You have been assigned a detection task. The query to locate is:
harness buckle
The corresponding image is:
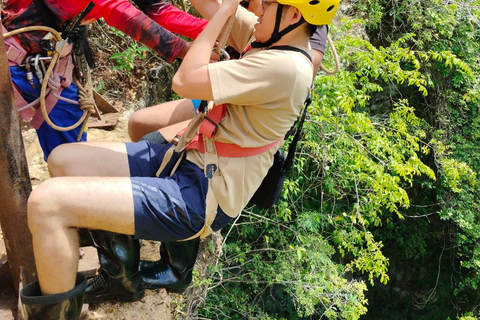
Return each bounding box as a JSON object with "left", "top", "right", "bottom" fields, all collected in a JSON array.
[{"left": 203, "top": 116, "right": 219, "bottom": 136}]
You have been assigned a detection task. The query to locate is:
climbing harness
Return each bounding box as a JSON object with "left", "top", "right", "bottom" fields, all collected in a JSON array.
[{"left": 2, "top": 2, "right": 98, "bottom": 140}]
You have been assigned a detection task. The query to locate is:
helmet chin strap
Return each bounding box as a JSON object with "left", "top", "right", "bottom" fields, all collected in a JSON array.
[{"left": 251, "top": 4, "right": 306, "bottom": 48}]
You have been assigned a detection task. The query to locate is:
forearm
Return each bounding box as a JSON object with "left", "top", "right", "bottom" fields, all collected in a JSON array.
[
  {"left": 98, "top": 0, "right": 186, "bottom": 62},
  {"left": 190, "top": 0, "right": 222, "bottom": 20},
  {"left": 172, "top": 3, "right": 237, "bottom": 98},
  {"left": 138, "top": 2, "right": 208, "bottom": 39}
]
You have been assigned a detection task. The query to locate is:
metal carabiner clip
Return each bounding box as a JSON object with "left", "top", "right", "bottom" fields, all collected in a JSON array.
[
  {"left": 33, "top": 54, "right": 44, "bottom": 84},
  {"left": 25, "top": 56, "right": 36, "bottom": 88},
  {"left": 218, "top": 48, "right": 230, "bottom": 62}
]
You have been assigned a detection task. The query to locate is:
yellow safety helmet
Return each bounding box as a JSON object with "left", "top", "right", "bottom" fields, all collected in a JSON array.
[{"left": 277, "top": 0, "right": 340, "bottom": 25}]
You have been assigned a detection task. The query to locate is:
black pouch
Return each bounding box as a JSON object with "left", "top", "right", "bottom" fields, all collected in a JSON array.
[
  {"left": 247, "top": 88, "right": 311, "bottom": 209},
  {"left": 248, "top": 150, "right": 287, "bottom": 209}
]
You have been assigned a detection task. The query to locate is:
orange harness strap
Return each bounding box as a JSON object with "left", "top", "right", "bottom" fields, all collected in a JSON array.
[
  {"left": 183, "top": 103, "right": 281, "bottom": 157},
  {"left": 185, "top": 133, "right": 281, "bottom": 157}
]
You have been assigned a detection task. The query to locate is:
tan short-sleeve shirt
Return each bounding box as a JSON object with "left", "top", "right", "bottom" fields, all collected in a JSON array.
[{"left": 183, "top": 8, "right": 314, "bottom": 217}]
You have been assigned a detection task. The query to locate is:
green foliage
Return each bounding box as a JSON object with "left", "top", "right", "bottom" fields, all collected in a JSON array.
[
  {"left": 109, "top": 40, "right": 149, "bottom": 73},
  {"left": 199, "top": 211, "right": 368, "bottom": 319},
  {"left": 199, "top": 0, "right": 480, "bottom": 319}
]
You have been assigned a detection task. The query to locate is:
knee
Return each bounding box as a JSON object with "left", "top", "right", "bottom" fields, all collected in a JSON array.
[
  {"left": 27, "top": 181, "right": 61, "bottom": 233},
  {"left": 128, "top": 112, "right": 143, "bottom": 142},
  {"left": 47, "top": 145, "right": 72, "bottom": 177}
]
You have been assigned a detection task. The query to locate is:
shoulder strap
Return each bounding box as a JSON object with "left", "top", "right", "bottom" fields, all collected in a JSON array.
[
  {"left": 267, "top": 45, "right": 313, "bottom": 172},
  {"left": 62, "top": 2, "right": 95, "bottom": 33},
  {"left": 282, "top": 89, "right": 312, "bottom": 173},
  {"left": 267, "top": 45, "right": 312, "bottom": 62}
]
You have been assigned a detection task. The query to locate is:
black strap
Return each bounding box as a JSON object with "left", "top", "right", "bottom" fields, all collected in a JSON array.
[
  {"left": 267, "top": 45, "right": 312, "bottom": 62},
  {"left": 282, "top": 90, "right": 311, "bottom": 173},
  {"left": 251, "top": 4, "right": 306, "bottom": 48},
  {"left": 62, "top": 2, "right": 95, "bottom": 34},
  {"left": 265, "top": 45, "right": 313, "bottom": 172}
]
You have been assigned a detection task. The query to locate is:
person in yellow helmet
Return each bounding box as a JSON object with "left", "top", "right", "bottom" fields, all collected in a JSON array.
[
  {"left": 20, "top": 0, "right": 339, "bottom": 318},
  {"left": 132, "top": 0, "right": 333, "bottom": 294}
]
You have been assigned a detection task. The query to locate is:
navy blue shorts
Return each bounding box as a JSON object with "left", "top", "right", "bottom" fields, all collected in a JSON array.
[{"left": 127, "top": 141, "right": 234, "bottom": 242}]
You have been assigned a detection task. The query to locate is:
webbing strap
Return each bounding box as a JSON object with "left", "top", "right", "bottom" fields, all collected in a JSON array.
[
  {"left": 178, "top": 131, "right": 221, "bottom": 241},
  {"left": 198, "top": 103, "right": 226, "bottom": 138},
  {"left": 12, "top": 84, "right": 35, "bottom": 121},
  {"left": 179, "top": 102, "right": 281, "bottom": 157},
  {"left": 2, "top": 23, "right": 27, "bottom": 66},
  {"left": 185, "top": 134, "right": 281, "bottom": 157}
]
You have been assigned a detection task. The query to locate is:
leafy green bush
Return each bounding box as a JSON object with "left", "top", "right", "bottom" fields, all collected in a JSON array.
[{"left": 197, "top": 1, "right": 480, "bottom": 319}]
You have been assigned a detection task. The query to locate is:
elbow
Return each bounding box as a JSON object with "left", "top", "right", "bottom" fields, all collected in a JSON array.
[{"left": 171, "top": 74, "right": 186, "bottom": 97}]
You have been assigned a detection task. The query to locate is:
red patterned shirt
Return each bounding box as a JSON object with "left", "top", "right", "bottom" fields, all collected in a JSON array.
[{"left": 1, "top": 0, "right": 207, "bottom": 62}]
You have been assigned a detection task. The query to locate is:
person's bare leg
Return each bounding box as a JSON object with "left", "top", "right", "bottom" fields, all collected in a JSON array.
[
  {"left": 28, "top": 175, "right": 135, "bottom": 295},
  {"left": 128, "top": 99, "right": 196, "bottom": 142},
  {"left": 158, "top": 119, "right": 192, "bottom": 141},
  {"left": 48, "top": 141, "right": 130, "bottom": 177}
]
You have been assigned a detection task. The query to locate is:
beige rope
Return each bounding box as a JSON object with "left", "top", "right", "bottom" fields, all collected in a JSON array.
[
  {"left": 74, "top": 64, "right": 96, "bottom": 140},
  {"left": 3, "top": 26, "right": 62, "bottom": 41},
  {"left": 319, "top": 34, "right": 340, "bottom": 75},
  {"left": 215, "top": 7, "right": 237, "bottom": 58},
  {"left": 3, "top": 26, "right": 92, "bottom": 136}
]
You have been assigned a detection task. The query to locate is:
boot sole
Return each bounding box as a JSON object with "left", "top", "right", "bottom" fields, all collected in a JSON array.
[{"left": 85, "top": 289, "right": 145, "bottom": 304}]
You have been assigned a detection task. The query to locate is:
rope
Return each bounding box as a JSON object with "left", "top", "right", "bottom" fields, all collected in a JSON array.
[
  {"left": 319, "top": 34, "right": 340, "bottom": 75},
  {"left": 3, "top": 26, "right": 92, "bottom": 137},
  {"left": 74, "top": 64, "right": 96, "bottom": 140},
  {"left": 215, "top": 7, "right": 237, "bottom": 58},
  {"left": 3, "top": 26, "right": 61, "bottom": 41}
]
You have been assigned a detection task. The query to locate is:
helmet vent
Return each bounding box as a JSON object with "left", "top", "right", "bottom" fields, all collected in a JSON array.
[
  {"left": 309, "top": 0, "right": 320, "bottom": 5},
  {"left": 327, "top": 4, "right": 335, "bottom": 11}
]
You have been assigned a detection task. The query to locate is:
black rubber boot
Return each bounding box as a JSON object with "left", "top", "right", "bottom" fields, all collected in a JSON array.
[
  {"left": 20, "top": 273, "right": 86, "bottom": 320},
  {"left": 139, "top": 238, "right": 200, "bottom": 293},
  {"left": 85, "top": 232, "right": 145, "bottom": 303}
]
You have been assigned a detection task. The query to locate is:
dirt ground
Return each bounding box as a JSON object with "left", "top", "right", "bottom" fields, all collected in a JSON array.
[{"left": 0, "top": 102, "right": 222, "bottom": 320}]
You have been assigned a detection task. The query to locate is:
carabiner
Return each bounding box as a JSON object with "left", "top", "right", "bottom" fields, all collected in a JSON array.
[
  {"left": 34, "top": 54, "right": 44, "bottom": 84},
  {"left": 25, "top": 56, "right": 36, "bottom": 87},
  {"left": 218, "top": 48, "right": 230, "bottom": 62}
]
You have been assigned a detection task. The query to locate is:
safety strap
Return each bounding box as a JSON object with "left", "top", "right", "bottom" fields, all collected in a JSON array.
[
  {"left": 251, "top": 4, "right": 305, "bottom": 48},
  {"left": 268, "top": 45, "right": 312, "bottom": 62},
  {"left": 185, "top": 134, "right": 281, "bottom": 157},
  {"left": 181, "top": 103, "right": 282, "bottom": 157},
  {"left": 182, "top": 135, "right": 220, "bottom": 240},
  {"left": 30, "top": 55, "right": 76, "bottom": 129},
  {"left": 199, "top": 103, "right": 226, "bottom": 138},
  {"left": 1, "top": 23, "right": 27, "bottom": 66}
]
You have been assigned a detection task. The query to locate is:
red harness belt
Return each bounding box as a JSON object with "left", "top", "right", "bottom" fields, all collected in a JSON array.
[{"left": 184, "top": 103, "right": 281, "bottom": 157}]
